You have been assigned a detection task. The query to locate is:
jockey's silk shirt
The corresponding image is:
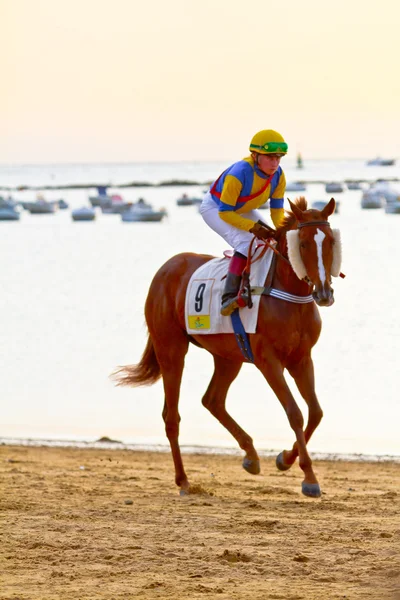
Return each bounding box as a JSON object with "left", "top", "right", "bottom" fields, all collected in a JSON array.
[{"left": 210, "top": 156, "right": 285, "bottom": 231}]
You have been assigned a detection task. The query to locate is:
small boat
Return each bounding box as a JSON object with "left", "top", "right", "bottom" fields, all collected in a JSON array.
[
  {"left": 311, "top": 200, "right": 340, "bottom": 214},
  {"left": 121, "top": 203, "right": 167, "bottom": 222},
  {"left": 58, "top": 199, "right": 69, "bottom": 210},
  {"left": 0, "top": 198, "right": 20, "bottom": 221},
  {"left": 361, "top": 190, "right": 384, "bottom": 209},
  {"left": 325, "top": 183, "right": 344, "bottom": 193},
  {"left": 27, "top": 199, "right": 57, "bottom": 214},
  {"left": 286, "top": 182, "right": 307, "bottom": 192},
  {"left": 366, "top": 157, "right": 396, "bottom": 166},
  {"left": 346, "top": 182, "right": 363, "bottom": 190},
  {"left": 176, "top": 193, "right": 202, "bottom": 206},
  {"left": 372, "top": 182, "right": 399, "bottom": 203},
  {"left": 385, "top": 202, "right": 400, "bottom": 214},
  {"left": 0, "top": 207, "right": 20, "bottom": 220},
  {"left": 89, "top": 186, "right": 114, "bottom": 207},
  {"left": 101, "top": 194, "right": 133, "bottom": 214},
  {"left": 72, "top": 207, "right": 96, "bottom": 221}
]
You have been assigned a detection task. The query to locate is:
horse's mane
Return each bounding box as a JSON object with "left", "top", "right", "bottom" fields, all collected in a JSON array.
[{"left": 277, "top": 197, "right": 308, "bottom": 233}]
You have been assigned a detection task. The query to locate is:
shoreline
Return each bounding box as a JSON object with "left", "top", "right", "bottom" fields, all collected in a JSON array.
[
  {"left": 1, "top": 436, "right": 399, "bottom": 463},
  {"left": 1, "top": 176, "right": 400, "bottom": 192}
]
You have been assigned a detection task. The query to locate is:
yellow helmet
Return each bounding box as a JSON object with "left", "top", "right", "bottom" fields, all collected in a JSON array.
[{"left": 249, "top": 130, "right": 288, "bottom": 155}]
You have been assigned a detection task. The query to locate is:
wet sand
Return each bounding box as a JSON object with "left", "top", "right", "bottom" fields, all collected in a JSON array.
[{"left": 1, "top": 445, "right": 399, "bottom": 600}]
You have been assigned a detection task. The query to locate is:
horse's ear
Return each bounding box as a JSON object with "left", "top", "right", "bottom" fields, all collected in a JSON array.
[
  {"left": 321, "top": 197, "right": 336, "bottom": 219},
  {"left": 288, "top": 199, "right": 304, "bottom": 222}
]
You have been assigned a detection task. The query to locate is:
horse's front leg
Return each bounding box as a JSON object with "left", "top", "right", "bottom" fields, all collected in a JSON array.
[
  {"left": 277, "top": 357, "right": 323, "bottom": 473},
  {"left": 255, "top": 352, "right": 321, "bottom": 498}
]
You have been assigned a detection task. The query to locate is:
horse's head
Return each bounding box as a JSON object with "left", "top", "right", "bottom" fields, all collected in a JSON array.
[{"left": 282, "top": 197, "right": 342, "bottom": 307}]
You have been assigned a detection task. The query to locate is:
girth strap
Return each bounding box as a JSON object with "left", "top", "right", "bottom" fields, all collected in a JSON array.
[{"left": 251, "top": 286, "right": 314, "bottom": 304}]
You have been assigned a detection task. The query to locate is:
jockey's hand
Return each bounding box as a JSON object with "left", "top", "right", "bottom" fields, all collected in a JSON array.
[{"left": 249, "top": 221, "right": 276, "bottom": 240}]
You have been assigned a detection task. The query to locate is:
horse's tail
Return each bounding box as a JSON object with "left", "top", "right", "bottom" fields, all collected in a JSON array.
[{"left": 111, "top": 332, "right": 161, "bottom": 387}]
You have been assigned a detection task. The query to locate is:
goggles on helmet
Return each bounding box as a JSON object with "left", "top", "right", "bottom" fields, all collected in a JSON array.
[{"left": 249, "top": 141, "right": 288, "bottom": 154}]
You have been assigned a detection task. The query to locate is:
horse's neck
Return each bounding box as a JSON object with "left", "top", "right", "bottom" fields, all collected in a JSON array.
[{"left": 273, "top": 234, "right": 311, "bottom": 295}]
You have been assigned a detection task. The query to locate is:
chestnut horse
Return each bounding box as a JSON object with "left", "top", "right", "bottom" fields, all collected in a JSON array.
[{"left": 114, "top": 198, "right": 341, "bottom": 498}]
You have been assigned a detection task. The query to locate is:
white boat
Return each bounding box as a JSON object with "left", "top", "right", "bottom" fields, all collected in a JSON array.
[
  {"left": 58, "top": 199, "right": 69, "bottom": 210},
  {"left": 286, "top": 182, "right": 307, "bottom": 192},
  {"left": 325, "top": 182, "right": 344, "bottom": 193},
  {"left": 176, "top": 193, "right": 202, "bottom": 206},
  {"left": 385, "top": 202, "right": 400, "bottom": 214},
  {"left": 89, "top": 186, "right": 114, "bottom": 207},
  {"left": 0, "top": 198, "right": 20, "bottom": 221},
  {"left": 346, "top": 182, "right": 363, "bottom": 190},
  {"left": 366, "top": 157, "right": 396, "bottom": 166},
  {"left": 372, "top": 182, "right": 399, "bottom": 203},
  {"left": 121, "top": 203, "right": 167, "bottom": 222},
  {"left": 72, "top": 207, "right": 96, "bottom": 221},
  {"left": 101, "top": 194, "right": 133, "bottom": 214},
  {"left": 361, "top": 190, "right": 384, "bottom": 209},
  {"left": 27, "top": 200, "right": 57, "bottom": 214}
]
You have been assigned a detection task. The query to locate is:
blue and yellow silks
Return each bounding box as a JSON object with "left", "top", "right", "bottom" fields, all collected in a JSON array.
[{"left": 210, "top": 156, "right": 286, "bottom": 231}]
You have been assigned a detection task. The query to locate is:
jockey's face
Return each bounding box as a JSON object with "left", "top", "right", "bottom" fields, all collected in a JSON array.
[{"left": 256, "top": 153, "right": 284, "bottom": 175}]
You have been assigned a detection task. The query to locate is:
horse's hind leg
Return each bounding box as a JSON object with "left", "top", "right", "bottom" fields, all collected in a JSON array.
[
  {"left": 155, "top": 331, "right": 190, "bottom": 493},
  {"left": 202, "top": 355, "right": 261, "bottom": 475},
  {"left": 277, "top": 357, "right": 323, "bottom": 472}
]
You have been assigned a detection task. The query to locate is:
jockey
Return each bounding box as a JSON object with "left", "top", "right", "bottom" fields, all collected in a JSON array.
[{"left": 199, "top": 129, "right": 288, "bottom": 316}]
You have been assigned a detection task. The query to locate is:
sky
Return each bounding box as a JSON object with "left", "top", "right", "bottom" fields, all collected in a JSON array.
[{"left": 1, "top": 0, "right": 400, "bottom": 163}]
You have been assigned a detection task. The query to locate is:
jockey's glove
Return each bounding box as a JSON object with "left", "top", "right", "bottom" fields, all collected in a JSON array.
[{"left": 249, "top": 221, "right": 276, "bottom": 240}]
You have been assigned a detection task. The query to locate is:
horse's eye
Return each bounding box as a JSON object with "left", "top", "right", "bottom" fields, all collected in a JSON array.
[{"left": 300, "top": 242, "right": 307, "bottom": 249}]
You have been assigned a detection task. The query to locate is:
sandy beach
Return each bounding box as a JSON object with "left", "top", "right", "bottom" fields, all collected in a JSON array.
[{"left": 1, "top": 445, "right": 399, "bottom": 600}]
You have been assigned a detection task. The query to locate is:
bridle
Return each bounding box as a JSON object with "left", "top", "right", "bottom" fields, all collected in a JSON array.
[{"left": 251, "top": 220, "right": 332, "bottom": 282}]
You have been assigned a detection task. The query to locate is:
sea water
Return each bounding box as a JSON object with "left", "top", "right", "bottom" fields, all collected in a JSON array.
[{"left": 1, "top": 159, "right": 399, "bottom": 458}]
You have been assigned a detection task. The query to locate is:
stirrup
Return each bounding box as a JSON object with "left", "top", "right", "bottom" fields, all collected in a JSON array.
[{"left": 220, "top": 292, "right": 248, "bottom": 317}]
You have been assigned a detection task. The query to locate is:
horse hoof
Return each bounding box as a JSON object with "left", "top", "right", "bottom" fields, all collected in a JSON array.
[
  {"left": 242, "top": 457, "right": 260, "bottom": 475},
  {"left": 179, "top": 489, "right": 188, "bottom": 497},
  {"left": 302, "top": 482, "right": 321, "bottom": 498},
  {"left": 276, "top": 452, "right": 292, "bottom": 472}
]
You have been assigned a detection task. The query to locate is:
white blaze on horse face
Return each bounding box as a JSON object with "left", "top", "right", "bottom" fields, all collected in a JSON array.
[{"left": 314, "top": 229, "right": 326, "bottom": 283}]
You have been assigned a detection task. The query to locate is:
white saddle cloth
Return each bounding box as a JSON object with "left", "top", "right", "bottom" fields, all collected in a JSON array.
[{"left": 185, "top": 246, "right": 274, "bottom": 335}]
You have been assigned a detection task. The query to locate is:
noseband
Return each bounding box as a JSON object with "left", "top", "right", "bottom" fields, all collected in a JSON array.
[{"left": 297, "top": 221, "right": 330, "bottom": 229}]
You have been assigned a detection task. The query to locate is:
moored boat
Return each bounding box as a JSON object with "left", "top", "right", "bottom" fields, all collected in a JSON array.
[
  {"left": 0, "top": 198, "right": 20, "bottom": 221},
  {"left": 89, "top": 186, "right": 114, "bottom": 207},
  {"left": 361, "top": 190, "right": 383, "bottom": 209},
  {"left": 121, "top": 203, "right": 167, "bottom": 222},
  {"left": 325, "top": 182, "right": 344, "bottom": 193},
  {"left": 366, "top": 157, "right": 396, "bottom": 166},
  {"left": 346, "top": 181, "right": 363, "bottom": 190},
  {"left": 72, "top": 207, "right": 96, "bottom": 221},
  {"left": 176, "top": 193, "right": 202, "bottom": 206},
  {"left": 27, "top": 200, "right": 57, "bottom": 214},
  {"left": 286, "top": 181, "right": 307, "bottom": 192},
  {"left": 385, "top": 202, "right": 400, "bottom": 214}
]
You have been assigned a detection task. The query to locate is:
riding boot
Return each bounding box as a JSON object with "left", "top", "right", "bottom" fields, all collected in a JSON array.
[{"left": 220, "top": 252, "right": 248, "bottom": 316}]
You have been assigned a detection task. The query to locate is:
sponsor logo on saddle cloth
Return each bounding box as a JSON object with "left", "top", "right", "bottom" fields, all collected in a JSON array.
[{"left": 185, "top": 245, "right": 274, "bottom": 335}]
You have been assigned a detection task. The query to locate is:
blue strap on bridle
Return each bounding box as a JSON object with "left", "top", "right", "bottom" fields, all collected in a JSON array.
[{"left": 230, "top": 309, "right": 254, "bottom": 363}]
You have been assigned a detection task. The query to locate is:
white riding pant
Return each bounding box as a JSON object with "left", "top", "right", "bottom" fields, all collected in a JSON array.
[{"left": 199, "top": 192, "right": 264, "bottom": 257}]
